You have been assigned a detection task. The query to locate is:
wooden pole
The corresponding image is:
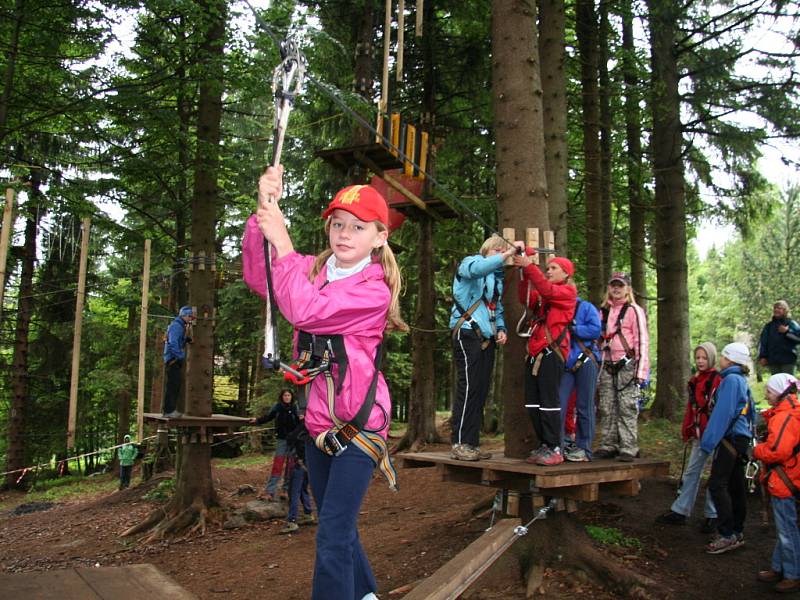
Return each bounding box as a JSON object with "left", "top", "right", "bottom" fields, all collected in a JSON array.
[
  {"left": 67, "top": 217, "right": 91, "bottom": 450},
  {"left": 415, "top": 0, "right": 424, "bottom": 37},
  {"left": 137, "top": 239, "right": 152, "bottom": 441},
  {"left": 378, "top": 0, "right": 392, "bottom": 131},
  {"left": 397, "top": 0, "right": 405, "bottom": 82},
  {"left": 0, "top": 187, "right": 16, "bottom": 319}
]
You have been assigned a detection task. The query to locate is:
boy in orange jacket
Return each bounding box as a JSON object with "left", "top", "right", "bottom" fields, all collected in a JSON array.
[{"left": 754, "top": 373, "right": 800, "bottom": 593}]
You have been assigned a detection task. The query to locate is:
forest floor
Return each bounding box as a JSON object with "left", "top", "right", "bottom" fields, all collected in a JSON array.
[{"left": 0, "top": 426, "right": 781, "bottom": 600}]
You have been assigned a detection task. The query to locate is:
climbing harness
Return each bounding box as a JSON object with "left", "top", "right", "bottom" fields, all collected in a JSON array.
[
  {"left": 261, "top": 34, "right": 306, "bottom": 372},
  {"left": 600, "top": 304, "right": 640, "bottom": 392}
]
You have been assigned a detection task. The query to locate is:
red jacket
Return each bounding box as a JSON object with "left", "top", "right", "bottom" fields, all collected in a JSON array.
[
  {"left": 517, "top": 263, "right": 576, "bottom": 359},
  {"left": 681, "top": 369, "right": 722, "bottom": 442},
  {"left": 754, "top": 393, "right": 800, "bottom": 499}
]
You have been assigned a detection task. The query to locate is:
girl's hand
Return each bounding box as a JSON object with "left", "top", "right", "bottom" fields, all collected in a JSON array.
[
  {"left": 256, "top": 201, "right": 294, "bottom": 258},
  {"left": 258, "top": 165, "right": 284, "bottom": 207},
  {"left": 496, "top": 330, "right": 508, "bottom": 345},
  {"left": 501, "top": 244, "right": 518, "bottom": 260},
  {"left": 512, "top": 252, "right": 532, "bottom": 268}
]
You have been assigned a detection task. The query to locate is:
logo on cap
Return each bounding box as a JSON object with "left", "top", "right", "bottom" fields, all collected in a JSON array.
[{"left": 338, "top": 186, "right": 365, "bottom": 206}]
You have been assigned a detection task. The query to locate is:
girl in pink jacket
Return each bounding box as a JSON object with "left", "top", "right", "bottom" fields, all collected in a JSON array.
[{"left": 243, "top": 166, "right": 406, "bottom": 600}]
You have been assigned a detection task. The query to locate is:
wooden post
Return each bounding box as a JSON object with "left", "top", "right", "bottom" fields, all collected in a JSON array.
[
  {"left": 526, "top": 228, "right": 539, "bottom": 265},
  {"left": 0, "top": 187, "right": 16, "bottom": 319},
  {"left": 377, "top": 0, "right": 392, "bottom": 142},
  {"left": 67, "top": 217, "right": 91, "bottom": 450},
  {"left": 502, "top": 228, "right": 515, "bottom": 265},
  {"left": 415, "top": 0, "right": 423, "bottom": 36},
  {"left": 136, "top": 239, "right": 152, "bottom": 441},
  {"left": 543, "top": 230, "right": 555, "bottom": 253},
  {"left": 396, "top": 0, "right": 405, "bottom": 82}
]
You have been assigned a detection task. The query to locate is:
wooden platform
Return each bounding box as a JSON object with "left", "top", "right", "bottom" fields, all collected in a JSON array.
[
  {"left": 397, "top": 451, "right": 669, "bottom": 503},
  {"left": 0, "top": 563, "right": 196, "bottom": 599},
  {"left": 143, "top": 413, "right": 250, "bottom": 428},
  {"left": 317, "top": 142, "right": 404, "bottom": 173}
]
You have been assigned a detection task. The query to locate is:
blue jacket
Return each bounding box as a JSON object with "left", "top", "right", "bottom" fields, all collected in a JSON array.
[
  {"left": 449, "top": 254, "right": 506, "bottom": 339},
  {"left": 759, "top": 318, "right": 800, "bottom": 365},
  {"left": 163, "top": 316, "right": 188, "bottom": 363},
  {"left": 564, "top": 297, "right": 601, "bottom": 370},
  {"left": 700, "top": 365, "right": 754, "bottom": 454}
]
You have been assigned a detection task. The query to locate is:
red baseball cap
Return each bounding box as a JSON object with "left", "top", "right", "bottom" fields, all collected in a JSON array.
[{"left": 322, "top": 185, "right": 390, "bottom": 228}]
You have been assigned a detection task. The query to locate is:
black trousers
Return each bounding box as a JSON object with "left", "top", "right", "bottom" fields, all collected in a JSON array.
[
  {"left": 708, "top": 435, "right": 750, "bottom": 537},
  {"left": 163, "top": 360, "right": 184, "bottom": 414},
  {"left": 451, "top": 329, "right": 496, "bottom": 447},
  {"left": 524, "top": 351, "right": 564, "bottom": 449},
  {"left": 119, "top": 465, "right": 132, "bottom": 489}
]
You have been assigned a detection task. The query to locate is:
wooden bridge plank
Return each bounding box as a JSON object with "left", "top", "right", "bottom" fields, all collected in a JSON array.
[
  {"left": 77, "top": 564, "right": 197, "bottom": 599},
  {"left": 402, "top": 519, "right": 520, "bottom": 600}
]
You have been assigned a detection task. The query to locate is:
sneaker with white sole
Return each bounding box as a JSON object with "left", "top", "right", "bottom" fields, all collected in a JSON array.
[
  {"left": 451, "top": 444, "right": 480, "bottom": 461},
  {"left": 705, "top": 534, "right": 740, "bottom": 554},
  {"left": 279, "top": 521, "right": 299, "bottom": 534},
  {"left": 536, "top": 446, "right": 564, "bottom": 466},
  {"left": 297, "top": 513, "right": 316, "bottom": 526},
  {"left": 564, "top": 446, "right": 590, "bottom": 462},
  {"left": 525, "top": 444, "right": 548, "bottom": 464}
]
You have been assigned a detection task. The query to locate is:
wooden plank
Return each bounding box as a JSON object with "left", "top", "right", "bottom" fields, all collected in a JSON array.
[
  {"left": 601, "top": 479, "right": 642, "bottom": 497},
  {"left": 143, "top": 413, "right": 250, "bottom": 428},
  {"left": 440, "top": 463, "right": 483, "bottom": 485},
  {"left": 550, "top": 482, "right": 599, "bottom": 502},
  {"left": 77, "top": 564, "right": 198, "bottom": 599},
  {"left": 403, "top": 519, "right": 519, "bottom": 600},
  {"left": 0, "top": 569, "right": 102, "bottom": 599}
]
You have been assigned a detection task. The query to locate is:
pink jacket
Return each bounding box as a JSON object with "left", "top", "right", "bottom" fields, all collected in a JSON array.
[
  {"left": 600, "top": 299, "right": 650, "bottom": 381},
  {"left": 242, "top": 215, "right": 392, "bottom": 439}
]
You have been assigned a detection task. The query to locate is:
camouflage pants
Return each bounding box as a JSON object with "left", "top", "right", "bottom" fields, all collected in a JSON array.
[{"left": 597, "top": 361, "right": 639, "bottom": 457}]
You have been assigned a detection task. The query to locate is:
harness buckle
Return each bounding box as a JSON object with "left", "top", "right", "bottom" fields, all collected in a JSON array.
[{"left": 323, "top": 431, "right": 348, "bottom": 456}]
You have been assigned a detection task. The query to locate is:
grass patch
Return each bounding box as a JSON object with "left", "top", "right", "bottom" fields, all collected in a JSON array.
[
  {"left": 586, "top": 525, "right": 642, "bottom": 549},
  {"left": 0, "top": 474, "right": 118, "bottom": 511},
  {"left": 214, "top": 453, "right": 270, "bottom": 470}
]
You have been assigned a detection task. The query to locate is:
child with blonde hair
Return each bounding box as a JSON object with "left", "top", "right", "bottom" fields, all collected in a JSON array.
[{"left": 243, "top": 166, "right": 405, "bottom": 600}]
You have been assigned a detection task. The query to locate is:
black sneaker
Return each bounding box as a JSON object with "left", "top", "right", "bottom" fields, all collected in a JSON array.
[
  {"left": 656, "top": 511, "right": 687, "bottom": 525},
  {"left": 593, "top": 448, "right": 618, "bottom": 459}
]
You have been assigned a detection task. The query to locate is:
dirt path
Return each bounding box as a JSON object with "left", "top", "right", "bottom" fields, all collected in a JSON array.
[{"left": 0, "top": 450, "right": 779, "bottom": 599}]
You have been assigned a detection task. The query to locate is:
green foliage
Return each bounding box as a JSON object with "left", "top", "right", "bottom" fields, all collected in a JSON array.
[
  {"left": 143, "top": 478, "right": 175, "bottom": 502},
  {"left": 0, "top": 475, "right": 118, "bottom": 511},
  {"left": 585, "top": 525, "right": 642, "bottom": 549}
]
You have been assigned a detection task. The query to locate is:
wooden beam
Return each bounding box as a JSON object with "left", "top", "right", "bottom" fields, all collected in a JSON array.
[
  {"left": 402, "top": 519, "right": 519, "bottom": 600},
  {"left": 136, "top": 239, "right": 152, "bottom": 441},
  {"left": 67, "top": 217, "right": 91, "bottom": 450},
  {"left": 353, "top": 150, "right": 432, "bottom": 214},
  {"left": 439, "top": 463, "right": 483, "bottom": 486},
  {"left": 415, "top": 0, "right": 423, "bottom": 37},
  {"left": 0, "top": 187, "right": 15, "bottom": 320},
  {"left": 601, "top": 479, "right": 641, "bottom": 497},
  {"left": 396, "top": 0, "right": 405, "bottom": 82}
]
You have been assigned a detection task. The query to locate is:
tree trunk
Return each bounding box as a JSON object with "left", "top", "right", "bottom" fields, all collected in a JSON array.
[
  {"left": 126, "top": 0, "right": 225, "bottom": 538},
  {"left": 577, "top": 0, "right": 603, "bottom": 305},
  {"left": 397, "top": 216, "right": 440, "bottom": 451},
  {"left": 351, "top": 0, "right": 377, "bottom": 153},
  {"left": 538, "top": 0, "right": 568, "bottom": 255},
  {"left": 599, "top": 0, "right": 613, "bottom": 280},
  {"left": 648, "top": 0, "right": 689, "bottom": 419},
  {"left": 622, "top": 3, "right": 648, "bottom": 309},
  {"left": 0, "top": 0, "right": 24, "bottom": 141},
  {"left": 236, "top": 356, "right": 249, "bottom": 417},
  {"left": 114, "top": 305, "right": 137, "bottom": 469},
  {"left": 492, "top": 0, "right": 549, "bottom": 458},
  {"left": 4, "top": 174, "right": 41, "bottom": 489}
]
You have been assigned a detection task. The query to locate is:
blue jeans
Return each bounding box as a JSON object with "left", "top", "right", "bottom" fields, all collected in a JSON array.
[
  {"left": 772, "top": 496, "right": 800, "bottom": 579},
  {"left": 558, "top": 358, "right": 598, "bottom": 457},
  {"left": 265, "top": 438, "right": 290, "bottom": 496},
  {"left": 305, "top": 441, "right": 377, "bottom": 600},
  {"left": 671, "top": 440, "right": 716, "bottom": 518},
  {"left": 287, "top": 460, "right": 312, "bottom": 522}
]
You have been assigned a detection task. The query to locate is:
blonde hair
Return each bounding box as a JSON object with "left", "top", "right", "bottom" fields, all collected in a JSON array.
[
  {"left": 309, "top": 219, "right": 408, "bottom": 332},
  {"left": 480, "top": 234, "right": 509, "bottom": 257},
  {"left": 601, "top": 283, "right": 638, "bottom": 309}
]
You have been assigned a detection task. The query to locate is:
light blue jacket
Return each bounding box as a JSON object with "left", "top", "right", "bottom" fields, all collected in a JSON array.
[
  {"left": 449, "top": 254, "right": 506, "bottom": 339},
  {"left": 700, "top": 365, "right": 754, "bottom": 454},
  {"left": 565, "top": 297, "right": 601, "bottom": 370}
]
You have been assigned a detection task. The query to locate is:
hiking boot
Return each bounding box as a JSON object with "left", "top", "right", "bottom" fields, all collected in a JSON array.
[
  {"left": 705, "top": 534, "right": 741, "bottom": 554},
  {"left": 593, "top": 448, "right": 618, "bottom": 459},
  {"left": 655, "top": 511, "right": 686, "bottom": 526},
  {"left": 297, "top": 513, "right": 316, "bottom": 526},
  {"left": 564, "top": 446, "right": 589, "bottom": 462},
  {"left": 536, "top": 447, "right": 564, "bottom": 466},
  {"left": 525, "top": 444, "right": 548, "bottom": 464},
  {"left": 472, "top": 446, "right": 493, "bottom": 460},
  {"left": 451, "top": 444, "right": 480, "bottom": 462},
  {"left": 616, "top": 453, "right": 635, "bottom": 463},
  {"left": 163, "top": 410, "right": 183, "bottom": 419},
  {"left": 701, "top": 517, "right": 717, "bottom": 534},
  {"left": 758, "top": 569, "right": 783, "bottom": 583},
  {"left": 776, "top": 578, "right": 800, "bottom": 593},
  {"left": 279, "top": 521, "right": 299, "bottom": 534}
]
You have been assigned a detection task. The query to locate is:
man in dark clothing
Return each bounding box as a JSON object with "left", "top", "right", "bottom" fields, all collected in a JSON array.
[
  {"left": 162, "top": 306, "right": 194, "bottom": 417},
  {"left": 758, "top": 300, "right": 800, "bottom": 375}
]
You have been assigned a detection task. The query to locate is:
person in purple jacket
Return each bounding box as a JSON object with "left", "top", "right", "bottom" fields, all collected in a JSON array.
[{"left": 243, "top": 165, "right": 407, "bottom": 600}]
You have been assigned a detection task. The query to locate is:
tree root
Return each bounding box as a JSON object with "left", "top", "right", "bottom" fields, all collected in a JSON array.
[{"left": 122, "top": 497, "right": 213, "bottom": 544}]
